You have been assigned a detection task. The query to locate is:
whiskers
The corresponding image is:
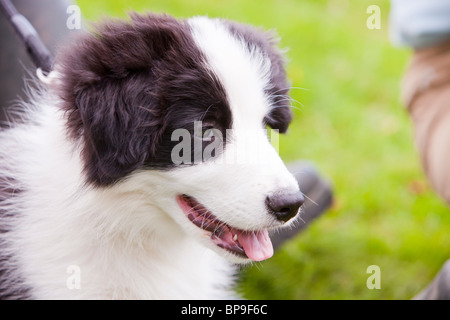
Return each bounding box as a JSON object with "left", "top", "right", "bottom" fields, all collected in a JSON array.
[{"left": 267, "top": 86, "right": 310, "bottom": 113}]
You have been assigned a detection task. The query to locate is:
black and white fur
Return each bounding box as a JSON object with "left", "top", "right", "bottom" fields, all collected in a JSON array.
[{"left": 0, "top": 13, "right": 301, "bottom": 299}]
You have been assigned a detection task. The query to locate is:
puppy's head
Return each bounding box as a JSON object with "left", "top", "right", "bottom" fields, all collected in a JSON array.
[{"left": 56, "top": 13, "right": 303, "bottom": 263}]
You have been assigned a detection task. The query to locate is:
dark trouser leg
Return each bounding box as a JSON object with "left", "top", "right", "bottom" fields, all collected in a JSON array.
[{"left": 0, "top": 0, "right": 76, "bottom": 126}]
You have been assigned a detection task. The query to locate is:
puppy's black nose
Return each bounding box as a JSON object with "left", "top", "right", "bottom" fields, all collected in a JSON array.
[{"left": 266, "top": 192, "right": 304, "bottom": 222}]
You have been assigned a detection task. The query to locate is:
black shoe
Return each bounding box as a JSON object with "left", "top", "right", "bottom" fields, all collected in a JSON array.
[{"left": 270, "top": 161, "right": 334, "bottom": 250}]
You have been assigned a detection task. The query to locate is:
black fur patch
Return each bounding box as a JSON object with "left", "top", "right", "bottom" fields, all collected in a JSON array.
[{"left": 57, "top": 13, "right": 232, "bottom": 186}]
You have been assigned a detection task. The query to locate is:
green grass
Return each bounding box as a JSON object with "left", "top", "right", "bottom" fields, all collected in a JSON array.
[{"left": 76, "top": 0, "right": 450, "bottom": 299}]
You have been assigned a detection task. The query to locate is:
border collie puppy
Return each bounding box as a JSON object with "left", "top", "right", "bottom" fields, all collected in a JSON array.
[{"left": 0, "top": 12, "right": 303, "bottom": 299}]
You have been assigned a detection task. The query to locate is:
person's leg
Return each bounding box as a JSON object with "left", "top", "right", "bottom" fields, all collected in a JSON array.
[
  {"left": 402, "top": 39, "right": 450, "bottom": 299},
  {"left": 413, "top": 259, "right": 450, "bottom": 299},
  {"left": 402, "top": 40, "right": 450, "bottom": 204}
]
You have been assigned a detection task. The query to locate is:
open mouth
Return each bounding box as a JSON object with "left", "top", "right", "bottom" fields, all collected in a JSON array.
[{"left": 176, "top": 194, "right": 273, "bottom": 262}]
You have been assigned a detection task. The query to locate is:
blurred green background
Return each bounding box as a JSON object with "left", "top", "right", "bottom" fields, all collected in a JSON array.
[{"left": 76, "top": 0, "right": 450, "bottom": 299}]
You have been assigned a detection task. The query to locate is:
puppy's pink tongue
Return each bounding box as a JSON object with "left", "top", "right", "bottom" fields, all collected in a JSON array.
[{"left": 236, "top": 230, "right": 273, "bottom": 261}]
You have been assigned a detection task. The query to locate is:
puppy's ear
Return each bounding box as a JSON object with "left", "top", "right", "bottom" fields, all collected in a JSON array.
[
  {"left": 56, "top": 13, "right": 185, "bottom": 186},
  {"left": 223, "top": 20, "right": 293, "bottom": 133}
]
